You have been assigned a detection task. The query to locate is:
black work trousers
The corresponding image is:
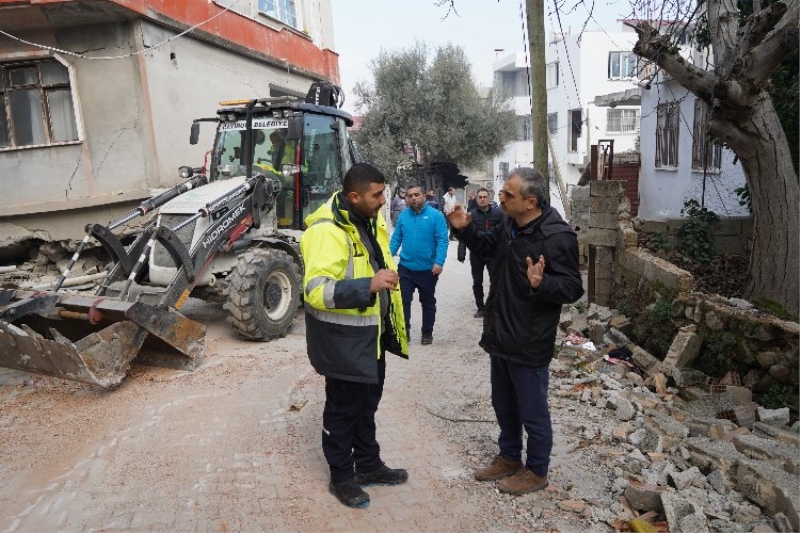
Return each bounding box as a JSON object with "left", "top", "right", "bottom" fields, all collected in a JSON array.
[
  {"left": 470, "top": 256, "right": 492, "bottom": 310},
  {"left": 322, "top": 357, "right": 386, "bottom": 483}
]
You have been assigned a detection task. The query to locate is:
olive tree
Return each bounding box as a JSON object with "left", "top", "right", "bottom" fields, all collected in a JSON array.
[{"left": 353, "top": 42, "right": 516, "bottom": 185}]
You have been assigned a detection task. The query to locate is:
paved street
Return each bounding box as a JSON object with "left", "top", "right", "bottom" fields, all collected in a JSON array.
[{"left": 0, "top": 245, "right": 606, "bottom": 532}]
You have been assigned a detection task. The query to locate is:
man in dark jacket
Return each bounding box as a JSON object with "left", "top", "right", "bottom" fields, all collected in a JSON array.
[
  {"left": 457, "top": 187, "right": 504, "bottom": 318},
  {"left": 448, "top": 167, "right": 583, "bottom": 496}
]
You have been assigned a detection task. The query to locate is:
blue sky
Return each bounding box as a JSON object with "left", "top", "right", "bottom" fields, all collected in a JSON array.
[{"left": 330, "top": 0, "right": 629, "bottom": 112}]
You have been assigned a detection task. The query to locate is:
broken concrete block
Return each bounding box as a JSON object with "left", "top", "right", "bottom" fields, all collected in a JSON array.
[
  {"left": 672, "top": 367, "right": 706, "bottom": 387},
  {"left": 606, "top": 394, "right": 636, "bottom": 421},
  {"left": 753, "top": 422, "right": 800, "bottom": 449},
  {"left": 718, "top": 404, "right": 757, "bottom": 429},
  {"left": 685, "top": 417, "right": 738, "bottom": 439},
  {"left": 608, "top": 315, "right": 632, "bottom": 333},
  {"left": 660, "top": 326, "right": 701, "bottom": 376},
  {"left": 757, "top": 407, "right": 791, "bottom": 427},
  {"left": 732, "top": 434, "right": 800, "bottom": 475},
  {"left": 647, "top": 411, "right": 690, "bottom": 438},
  {"left": 624, "top": 483, "right": 671, "bottom": 513},
  {"left": 706, "top": 469, "right": 729, "bottom": 494},
  {"left": 736, "top": 459, "right": 800, "bottom": 532},
  {"left": 642, "top": 460, "right": 678, "bottom": 486},
  {"left": 726, "top": 385, "right": 753, "bottom": 405},
  {"left": 685, "top": 437, "right": 747, "bottom": 476},
  {"left": 669, "top": 466, "right": 704, "bottom": 489},
  {"left": 662, "top": 493, "right": 710, "bottom": 533},
  {"left": 631, "top": 346, "right": 661, "bottom": 376}
]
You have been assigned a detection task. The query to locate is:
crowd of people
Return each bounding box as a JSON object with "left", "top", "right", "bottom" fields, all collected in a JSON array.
[{"left": 299, "top": 163, "right": 584, "bottom": 509}]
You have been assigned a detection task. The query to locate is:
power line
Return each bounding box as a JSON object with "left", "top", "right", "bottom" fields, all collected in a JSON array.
[{"left": 0, "top": 0, "right": 243, "bottom": 61}]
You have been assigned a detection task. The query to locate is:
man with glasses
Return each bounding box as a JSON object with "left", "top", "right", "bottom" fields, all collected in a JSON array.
[
  {"left": 448, "top": 167, "right": 583, "bottom": 496},
  {"left": 457, "top": 187, "right": 503, "bottom": 318}
]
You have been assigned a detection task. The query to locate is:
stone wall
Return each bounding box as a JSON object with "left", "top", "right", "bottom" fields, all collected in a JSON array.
[{"left": 637, "top": 217, "right": 753, "bottom": 256}]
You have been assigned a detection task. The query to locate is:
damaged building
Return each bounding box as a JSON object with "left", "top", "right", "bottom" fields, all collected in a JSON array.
[{"left": 0, "top": 0, "right": 339, "bottom": 261}]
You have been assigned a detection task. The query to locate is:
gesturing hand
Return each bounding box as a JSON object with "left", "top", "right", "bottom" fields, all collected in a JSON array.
[
  {"left": 370, "top": 269, "right": 399, "bottom": 293},
  {"left": 526, "top": 255, "right": 545, "bottom": 289},
  {"left": 446, "top": 205, "right": 472, "bottom": 230}
]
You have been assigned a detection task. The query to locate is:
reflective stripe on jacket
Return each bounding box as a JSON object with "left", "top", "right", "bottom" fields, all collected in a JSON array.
[{"left": 300, "top": 193, "right": 408, "bottom": 384}]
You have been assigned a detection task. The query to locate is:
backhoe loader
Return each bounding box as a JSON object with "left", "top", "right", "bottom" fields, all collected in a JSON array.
[{"left": 0, "top": 83, "right": 357, "bottom": 387}]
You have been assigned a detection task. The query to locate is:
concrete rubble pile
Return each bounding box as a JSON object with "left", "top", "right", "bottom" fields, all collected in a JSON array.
[
  {"left": 548, "top": 302, "right": 800, "bottom": 533},
  {"left": 0, "top": 240, "right": 105, "bottom": 291}
]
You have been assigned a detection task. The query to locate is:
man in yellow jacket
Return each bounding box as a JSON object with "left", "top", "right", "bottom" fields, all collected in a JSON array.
[{"left": 300, "top": 163, "right": 409, "bottom": 509}]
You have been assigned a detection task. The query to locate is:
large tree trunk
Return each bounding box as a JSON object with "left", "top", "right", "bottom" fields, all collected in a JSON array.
[
  {"left": 629, "top": 0, "right": 799, "bottom": 315},
  {"left": 711, "top": 96, "right": 799, "bottom": 314}
]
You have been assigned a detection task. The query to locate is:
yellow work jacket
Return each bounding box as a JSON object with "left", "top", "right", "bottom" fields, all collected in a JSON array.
[{"left": 300, "top": 193, "right": 408, "bottom": 383}]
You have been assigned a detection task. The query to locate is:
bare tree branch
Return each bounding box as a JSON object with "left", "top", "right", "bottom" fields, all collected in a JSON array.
[
  {"left": 627, "top": 21, "right": 727, "bottom": 103},
  {"left": 738, "top": 1, "right": 799, "bottom": 88},
  {"left": 739, "top": 0, "right": 792, "bottom": 54}
]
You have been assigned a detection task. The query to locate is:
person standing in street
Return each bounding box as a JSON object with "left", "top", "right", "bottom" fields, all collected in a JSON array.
[
  {"left": 300, "top": 163, "right": 409, "bottom": 509},
  {"left": 466, "top": 190, "right": 478, "bottom": 212},
  {"left": 457, "top": 187, "right": 503, "bottom": 318},
  {"left": 448, "top": 167, "right": 583, "bottom": 496},
  {"left": 390, "top": 187, "right": 407, "bottom": 227},
  {"left": 442, "top": 186, "right": 458, "bottom": 241},
  {"left": 425, "top": 189, "right": 440, "bottom": 210},
  {"left": 390, "top": 184, "right": 449, "bottom": 345}
]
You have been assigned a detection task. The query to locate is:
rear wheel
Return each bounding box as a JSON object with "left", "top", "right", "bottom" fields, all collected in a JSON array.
[{"left": 225, "top": 248, "right": 300, "bottom": 340}]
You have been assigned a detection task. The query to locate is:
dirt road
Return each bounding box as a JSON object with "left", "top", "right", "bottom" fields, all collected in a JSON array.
[{"left": 0, "top": 245, "right": 616, "bottom": 532}]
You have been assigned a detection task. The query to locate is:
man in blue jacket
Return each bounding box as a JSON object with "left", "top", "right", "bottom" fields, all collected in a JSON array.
[
  {"left": 390, "top": 184, "right": 449, "bottom": 345},
  {"left": 449, "top": 167, "right": 583, "bottom": 496}
]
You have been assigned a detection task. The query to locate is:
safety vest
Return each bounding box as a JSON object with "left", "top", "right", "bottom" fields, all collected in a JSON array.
[{"left": 300, "top": 193, "right": 408, "bottom": 384}]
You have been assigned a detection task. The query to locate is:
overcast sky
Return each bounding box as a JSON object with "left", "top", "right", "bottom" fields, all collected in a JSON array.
[{"left": 330, "top": 0, "right": 630, "bottom": 112}]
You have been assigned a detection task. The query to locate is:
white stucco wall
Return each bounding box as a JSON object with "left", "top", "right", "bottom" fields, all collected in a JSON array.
[
  {"left": 638, "top": 80, "right": 748, "bottom": 220},
  {"left": 545, "top": 31, "right": 641, "bottom": 187}
]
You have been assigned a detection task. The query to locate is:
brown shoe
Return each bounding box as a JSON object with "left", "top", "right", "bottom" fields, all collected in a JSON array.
[
  {"left": 498, "top": 468, "right": 548, "bottom": 495},
  {"left": 474, "top": 455, "right": 522, "bottom": 481}
]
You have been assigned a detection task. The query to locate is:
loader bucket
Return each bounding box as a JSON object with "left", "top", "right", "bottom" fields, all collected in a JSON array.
[
  {"left": 0, "top": 321, "right": 146, "bottom": 387},
  {"left": 0, "top": 290, "right": 206, "bottom": 387}
]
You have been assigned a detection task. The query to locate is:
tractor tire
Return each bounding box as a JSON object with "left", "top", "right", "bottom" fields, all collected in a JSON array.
[{"left": 225, "top": 248, "right": 301, "bottom": 341}]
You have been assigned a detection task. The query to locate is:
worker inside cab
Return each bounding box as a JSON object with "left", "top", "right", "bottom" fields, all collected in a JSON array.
[{"left": 255, "top": 129, "right": 297, "bottom": 228}]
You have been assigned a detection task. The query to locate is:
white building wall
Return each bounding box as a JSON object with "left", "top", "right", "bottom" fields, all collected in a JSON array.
[
  {"left": 546, "top": 31, "right": 640, "bottom": 187},
  {"left": 638, "top": 80, "right": 748, "bottom": 220}
]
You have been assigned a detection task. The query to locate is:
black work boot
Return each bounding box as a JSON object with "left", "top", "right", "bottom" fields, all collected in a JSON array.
[
  {"left": 329, "top": 480, "right": 370, "bottom": 508},
  {"left": 355, "top": 464, "right": 409, "bottom": 486},
  {"left": 421, "top": 332, "right": 433, "bottom": 345}
]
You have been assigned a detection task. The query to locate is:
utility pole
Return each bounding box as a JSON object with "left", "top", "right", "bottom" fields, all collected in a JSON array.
[{"left": 526, "top": 0, "right": 549, "bottom": 198}]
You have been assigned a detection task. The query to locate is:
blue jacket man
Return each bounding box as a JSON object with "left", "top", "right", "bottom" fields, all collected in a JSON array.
[{"left": 390, "top": 184, "right": 449, "bottom": 345}]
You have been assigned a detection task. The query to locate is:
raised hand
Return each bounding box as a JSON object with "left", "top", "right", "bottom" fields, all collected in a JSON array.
[
  {"left": 447, "top": 204, "right": 472, "bottom": 230},
  {"left": 526, "top": 255, "right": 545, "bottom": 289}
]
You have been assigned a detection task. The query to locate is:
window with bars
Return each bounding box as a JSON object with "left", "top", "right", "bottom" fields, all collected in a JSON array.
[
  {"left": 607, "top": 108, "right": 639, "bottom": 134},
  {"left": 546, "top": 62, "right": 559, "bottom": 88},
  {"left": 519, "top": 117, "right": 531, "bottom": 141},
  {"left": 499, "top": 161, "right": 509, "bottom": 179},
  {"left": 655, "top": 102, "right": 679, "bottom": 168},
  {"left": 568, "top": 109, "right": 582, "bottom": 153},
  {"left": 258, "top": 0, "right": 298, "bottom": 28},
  {"left": 547, "top": 112, "right": 558, "bottom": 134},
  {"left": 608, "top": 51, "right": 638, "bottom": 79},
  {"left": 0, "top": 59, "right": 79, "bottom": 149},
  {"left": 691, "top": 99, "right": 722, "bottom": 172}
]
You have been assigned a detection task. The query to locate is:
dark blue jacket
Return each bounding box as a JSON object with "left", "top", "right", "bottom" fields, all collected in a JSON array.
[
  {"left": 458, "top": 205, "right": 504, "bottom": 262},
  {"left": 455, "top": 206, "right": 584, "bottom": 367}
]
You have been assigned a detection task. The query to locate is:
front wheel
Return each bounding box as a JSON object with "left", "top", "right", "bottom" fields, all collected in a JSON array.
[{"left": 225, "top": 248, "right": 301, "bottom": 340}]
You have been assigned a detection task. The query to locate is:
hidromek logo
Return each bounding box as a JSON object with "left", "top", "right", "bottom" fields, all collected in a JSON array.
[{"left": 202, "top": 204, "right": 246, "bottom": 249}]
